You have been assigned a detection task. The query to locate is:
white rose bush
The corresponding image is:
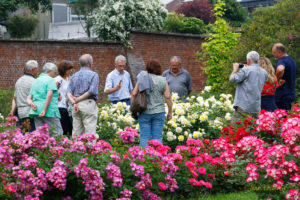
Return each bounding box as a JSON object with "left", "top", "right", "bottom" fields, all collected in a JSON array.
[
  {"left": 96, "top": 89, "right": 234, "bottom": 149},
  {"left": 89, "top": 0, "right": 168, "bottom": 47}
]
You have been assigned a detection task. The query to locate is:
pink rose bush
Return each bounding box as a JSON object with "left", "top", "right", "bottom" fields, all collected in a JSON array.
[{"left": 0, "top": 104, "right": 299, "bottom": 200}]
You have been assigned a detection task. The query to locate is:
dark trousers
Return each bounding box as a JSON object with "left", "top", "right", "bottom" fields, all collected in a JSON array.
[
  {"left": 261, "top": 95, "right": 277, "bottom": 112},
  {"left": 59, "top": 108, "right": 73, "bottom": 135},
  {"left": 276, "top": 100, "right": 292, "bottom": 111}
]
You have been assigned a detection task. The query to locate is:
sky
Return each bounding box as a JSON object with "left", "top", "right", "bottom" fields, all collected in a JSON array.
[{"left": 160, "top": 0, "right": 173, "bottom": 5}]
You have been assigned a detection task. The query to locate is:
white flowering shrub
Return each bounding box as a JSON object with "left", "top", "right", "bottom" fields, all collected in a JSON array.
[
  {"left": 97, "top": 88, "right": 234, "bottom": 148},
  {"left": 89, "top": 0, "right": 168, "bottom": 47}
]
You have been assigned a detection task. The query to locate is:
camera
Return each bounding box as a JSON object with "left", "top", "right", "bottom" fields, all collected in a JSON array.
[{"left": 239, "top": 64, "right": 244, "bottom": 68}]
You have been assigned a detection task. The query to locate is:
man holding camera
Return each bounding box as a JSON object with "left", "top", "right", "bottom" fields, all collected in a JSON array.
[{"left": 230, "top": 51, "right": 268, "bottom": 122}]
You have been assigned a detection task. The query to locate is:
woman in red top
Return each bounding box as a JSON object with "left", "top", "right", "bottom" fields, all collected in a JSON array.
[{"left": 259, "top": 57, "right": 278, "bottom": 112}]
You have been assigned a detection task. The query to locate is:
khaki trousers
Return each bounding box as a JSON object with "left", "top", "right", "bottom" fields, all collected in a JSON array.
[
  {"left": 34, "top": 116, "right": 63, "bottom": 136},
  {"left": 72, "top": 99, "right": 98, "bottom": 136}
]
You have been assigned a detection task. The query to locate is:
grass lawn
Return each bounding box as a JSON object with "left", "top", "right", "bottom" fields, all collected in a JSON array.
[{"left": 167, "top": 191, "right": 258, "bottom": 200}]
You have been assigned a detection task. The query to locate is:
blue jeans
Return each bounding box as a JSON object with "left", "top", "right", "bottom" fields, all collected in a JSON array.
[{"left": 138, "top": 112, "right": 165, "bottom": 147}]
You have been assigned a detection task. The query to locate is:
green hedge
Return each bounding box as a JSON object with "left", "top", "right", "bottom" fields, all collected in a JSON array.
[
  {"left": 0, "top": 88, "right": 14, "bottom": 117},
  {"left": 163, "top": 13, "right": 207, "bottom": 34},
  {"left": 7, "top": 15, "right": 39, "bottom": 38}
]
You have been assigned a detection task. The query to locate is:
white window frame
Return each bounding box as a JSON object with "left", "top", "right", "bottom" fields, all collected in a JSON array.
[
  {"left": 70, "top": 14, "right": 85, "bottom": 22},
  {"left": 52, "top": 3, "right": 71, "bottom": 23}
]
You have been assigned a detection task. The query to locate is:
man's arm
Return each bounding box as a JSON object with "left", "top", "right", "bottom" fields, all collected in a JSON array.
[
  {"left": 229, "top": 63, "right": 247, "bottom": 83},
  {"left": 104, "top": 75, "right": 121, "bottom": 94},
  {"left": 276, "top": 65, "right": 286, "bottom": 86},
  {"left": 8, "top": 97, "right": 17, "bottom": 116},
  {"left": 105, "top": 83, "right": 121, "bottom": 94},
  {"left": 73, "top": 92, "right": 91, "bottom": 103},
  {"left": 229, "top": 63, "right": 240, "bottom": 81}
]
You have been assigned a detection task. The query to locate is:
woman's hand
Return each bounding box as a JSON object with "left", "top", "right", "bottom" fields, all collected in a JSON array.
[
  {"left": 31, "top": 103, "right": 37, "bottom": 110},
  {"left": 38, "top": 110, "right": 45, "bottom": 117},
  {"left": 166, "top": 112, "right": 172, "bottom": 121}
]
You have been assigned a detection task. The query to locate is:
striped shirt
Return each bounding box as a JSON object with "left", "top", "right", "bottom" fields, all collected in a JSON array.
[
  {"left": 67, "top": 67, "right": 99, "bottom": 101},
  {"left": 14, "top": 74, "right": 35, "bottom": 119}
]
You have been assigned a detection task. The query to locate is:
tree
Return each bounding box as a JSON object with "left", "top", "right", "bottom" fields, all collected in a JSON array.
[
  {"left": 89, "top": 0, "right": 168, "bottom": 47},
  {"left": 0, "top": 0, "right": 51, "bottom": 23},
  {"left": 163, "top": 13, "right": 207, "bottom": 34},
  {"left": 197, "top": 0, "right": 240, "bottom": 93},
  {"left": 208, "top": 0, "right": 248, "bottom": 27},
  {"left": 69, "top": 0, "right": 99, "bottom": 38},
  {"left": 176, "top": 0, "right": 215, "bottom": 25},
  {"left": 230, "top": 0, "right": 300, "bottom": 99}
]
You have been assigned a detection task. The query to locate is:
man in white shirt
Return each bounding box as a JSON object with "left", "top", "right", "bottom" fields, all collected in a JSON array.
[{"left": 9, "top": 60, "right": 39, "bottom": 132}]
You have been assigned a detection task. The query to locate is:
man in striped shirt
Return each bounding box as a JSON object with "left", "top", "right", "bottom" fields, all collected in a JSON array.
[
  {"left": 67, "top": 54, "right": 99, "bottom": 137},
  {"left": 9, "top": 60, "right": 39, "bottom": 132}
]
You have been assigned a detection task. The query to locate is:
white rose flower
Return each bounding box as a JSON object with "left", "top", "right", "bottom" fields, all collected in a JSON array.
[
  {"left": 176, "top": 127, "right": 182, "bottom": 133},
  {"left": 167, "top": 131, "right": 173, "bottom": 137}
]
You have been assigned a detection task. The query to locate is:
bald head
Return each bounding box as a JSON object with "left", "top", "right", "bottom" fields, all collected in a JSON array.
[
  {"left": 79, "top": 54, "right": 93, "bottom": 68},
  {"left": 272, "top": 43, "right": 287, "bottom": 59}
]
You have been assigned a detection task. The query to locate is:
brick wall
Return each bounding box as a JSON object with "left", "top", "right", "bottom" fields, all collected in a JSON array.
[{"left": 0, "top": 31, "right": 206, "bottom": 100}]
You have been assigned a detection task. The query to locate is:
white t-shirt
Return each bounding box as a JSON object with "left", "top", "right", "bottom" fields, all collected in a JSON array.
[{"left": 55, "top": 76, "right": 70, "bottom": 109}]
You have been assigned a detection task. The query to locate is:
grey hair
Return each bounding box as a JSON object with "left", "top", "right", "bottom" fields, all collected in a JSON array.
[
  {"left": 246, "top": 51, "right": 259, "bottom": 63},
  {"left": 42, "top": 62, "right": 57, "bottom": 73},
  {"left": 79, "top": 54, "right": 93, "bottom": 67},
  {"left": 170, "top": 56, "right": 182, "bottom": 64},
  {"left": 24, "top": 60, "right": 38, "bottom": 73},
  {"left": 115, "top": 55, "right": 126, "bottom": 63}
]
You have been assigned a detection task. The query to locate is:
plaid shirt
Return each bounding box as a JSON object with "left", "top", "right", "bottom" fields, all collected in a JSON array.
[{"left": 67, "top": 67, "right": 99, "bottom": 101}]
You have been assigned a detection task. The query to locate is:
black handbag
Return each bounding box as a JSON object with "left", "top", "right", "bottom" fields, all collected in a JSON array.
[{"left": 130, "top": 90, "right": 147, "bottom": 113}]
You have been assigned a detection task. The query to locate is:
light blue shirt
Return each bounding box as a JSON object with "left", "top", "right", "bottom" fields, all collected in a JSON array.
[
  {"left": 104, "top": 69, "right": 133, "bottom": 101},
  {"left": 67, "top": 67, "right": 99, "bottom": 101}
]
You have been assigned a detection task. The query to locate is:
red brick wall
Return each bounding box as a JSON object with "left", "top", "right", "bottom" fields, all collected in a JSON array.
[
  {"left": 0, "top": 32, "right": 206, "bottom": 99},
  {"left": 128, "top": 32, "right": 206, "bottom": 92}
]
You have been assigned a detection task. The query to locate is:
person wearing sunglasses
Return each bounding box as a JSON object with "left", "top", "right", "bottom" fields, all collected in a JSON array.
[{"left": 104, "top": 55, "right": 133, "bottom": 105}]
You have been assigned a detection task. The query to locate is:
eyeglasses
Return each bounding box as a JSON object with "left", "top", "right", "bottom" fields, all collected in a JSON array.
[{"left": 117, "top": 65, "right": 127, "bottom": 68}]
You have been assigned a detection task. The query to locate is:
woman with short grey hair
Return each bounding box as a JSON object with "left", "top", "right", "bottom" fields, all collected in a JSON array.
[{"left": 27, "top": 62, "right": 63, "bottom": 135}]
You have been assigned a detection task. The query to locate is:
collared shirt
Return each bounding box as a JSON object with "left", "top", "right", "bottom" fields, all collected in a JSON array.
[
  {"left": 275, "top": 56, "right": 297, "bottom": 102},
  {"left": 104, "top": 69, "right": 133, "bottom": 101},
  {"left": 230, "top": 64, "right": 268, "bottom": 113},
  {"left": 67, "top": 67, "right": 99, "bottom": 101},
  {"left": 162, "top": 68, "right": 193, "bottom": 99},
  {"left": 29, "top": 73, "right": 60, "bottom": 118},
  {"left": 14, "top": 74, "right": 35, "bottom": 119}
]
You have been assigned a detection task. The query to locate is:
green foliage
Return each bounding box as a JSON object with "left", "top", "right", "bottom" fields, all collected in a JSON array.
[
  {"left": 163, "top": 13, "right": 207, "bottom": 34},
  {"left": 68, "top": 0, "right": 99, "bottom": 37},
  {"left": 0, "top": 0, "right": 51, "bottom": 21},
  {"left": 0, "top": 88, "right": 14, "bottom": 117},
  {"left": 208, "top": 0, "right": 248, "bottom": 27},
  {"left": 7, "top": 15, "right": 39, "bottom": 38},
  {"left": 197, "top": 0, "right": 240, "bottom": 93},
  {"left": 230, "top": 0, "right": 300, "bottom": 99}
]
